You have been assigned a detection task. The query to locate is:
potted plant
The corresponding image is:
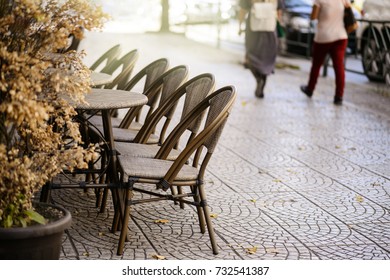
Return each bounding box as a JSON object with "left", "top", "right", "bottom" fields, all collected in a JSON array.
[{"left": 0, "top": 0, "right": 107, "bottom": 259}]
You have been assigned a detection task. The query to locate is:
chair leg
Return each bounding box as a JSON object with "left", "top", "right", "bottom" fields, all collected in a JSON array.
[
  {"left": 170, "top": 185, "right": 179, "bottom": 205},
  {"left": 117, "top": 187, "right": 132, "bottom": 255},
  {"left": 111, "top": 186, "right": 122, "bottom": 233},
  {"left": 193, "top": 186, "right": 206, "bottom": 233},
  {"left": 99, "top": 188, "right": 109, "bottom": 213},
  {"left": 198, "top": 184, "right": 218, "bottom": 255},
  {"left": 92, "top": 165, "right": 101, "bottom": 208},
  {"left": 95, "top": 188, "right": 102, "bottom": 208},
  {"left": 177, "top": 186, "right": 185, "bottom": 209}
]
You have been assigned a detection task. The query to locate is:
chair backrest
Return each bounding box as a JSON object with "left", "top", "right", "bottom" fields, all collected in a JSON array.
[
  {"left": 119, "top": 58, "right": 170, "bottom": 128},
  {"left": 89, "top": 44, "right": 122, "bottom": 72},
  {"left": 156, "top": 86, "right": 236, "bottom": 189},
  {"left": 59, "top": 33, "right": 82, "bottom": 53},
  {"left": 134, "top": 73, "right": 215, "bottom": 145},
  {"left": 101, "top": 49, "right": 139, "bottom": 90},
  {"left": 123, "top": 58, "right": 169, "bottom": 93},
  {"left": 118, "top": 65, "right": 189, "bottom": 138}
]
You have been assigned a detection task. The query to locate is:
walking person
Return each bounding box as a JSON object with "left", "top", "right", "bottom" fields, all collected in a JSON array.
[
  {"left": 238, "top": 0, "right": 284, "bottom": 98},
  {"left": 300, "top": 0, "right": 351, "bottom": 105}
]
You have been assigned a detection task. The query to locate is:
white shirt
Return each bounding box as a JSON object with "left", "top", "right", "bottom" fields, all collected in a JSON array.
[{"left": 313, "top": 0, "right": 349, "bottom": 43}]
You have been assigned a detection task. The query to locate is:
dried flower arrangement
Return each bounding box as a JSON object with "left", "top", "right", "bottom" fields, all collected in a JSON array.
[{"left": 0, "top": 0, "right": 107, "bottom": 228}]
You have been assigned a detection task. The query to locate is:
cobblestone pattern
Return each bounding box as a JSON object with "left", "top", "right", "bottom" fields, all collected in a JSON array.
[{"left": 48, "top": 33, "right": 390, "bottom": 260}]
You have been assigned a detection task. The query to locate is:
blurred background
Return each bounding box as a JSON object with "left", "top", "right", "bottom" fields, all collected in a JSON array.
[{"left": 90, "top": 0, "right": 389, "bottom": 86}]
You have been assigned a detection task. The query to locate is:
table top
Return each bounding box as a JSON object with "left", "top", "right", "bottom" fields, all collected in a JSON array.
[{"left": 72, "top": 88, "right": 147, "bottom": 110}]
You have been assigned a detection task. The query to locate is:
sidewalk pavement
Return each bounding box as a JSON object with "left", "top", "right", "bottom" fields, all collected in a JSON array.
[{"left": 52, "top": 31, "right": 390, "bottom": 260}]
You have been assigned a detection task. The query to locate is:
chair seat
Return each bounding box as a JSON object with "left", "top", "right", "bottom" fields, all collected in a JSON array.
[
  {"left": 89, "top": 115, "right": 122, "bottom": 128},
  {"left": 113, "top": 127, "right": 159, "bottom": 144},
  {"left": 119, "top": 155, "right": 198, "bottom": 182},
  {"left": 115, "top": 142, "right": 180, "bottom": 160},
  {"left": 127, "top": 121, "right": 143, "bottom": 130},
  {"left": 89, "top": 115, "right": 143, "bottom": 130}
]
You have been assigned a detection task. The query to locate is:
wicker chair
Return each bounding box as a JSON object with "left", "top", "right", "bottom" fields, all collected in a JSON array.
[
  {"left": 118, "top": 58, "right": 170, "bottom": 130},
  {"left": 58, "top": 34, "right": 82, "bottom": 54},
  {"left": 111, "top": 73, "right": 215, "bottom": 145},
  {"left": 94, "top": 65, "right": 189, "bottom": 212},
  {"left": 99, "top": 49, "right": 139, "bottom": 90},
  {"left": 89, "top": 44, "right": 122, "bottom": 72},
  {"left": 115, "top": 86, "right": 237, "bottom": 255},
  {"left": 114, "top": 73, "right": 216, "bottom": 161},
  {"left": 89, "top": 58, "right": 169, "bottom": 127}
]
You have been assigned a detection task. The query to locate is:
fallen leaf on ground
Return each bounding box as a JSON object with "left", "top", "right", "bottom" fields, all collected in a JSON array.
[
  {"left": 154, "top": 219, "right": 169, "bottom": 224},
  {"left": 266, "top": 248, "right": 279, "bottom": 254},
  {"left": 356, "top": 195, "right": 364, "bottom": 203},
  {"left": 151, "top": 254, "right": 166, "bottom": 260},
  {"left": 246, "top": 246, "right": 258, "bottom": 255},
  {"left": 287, "top": 169, "right": 298, "bottom": 175},
  {"left": 210, "top": 213, "right": 218, "bottom": 218},
  {"left": 249, "top": 199, "right": 257, "bottom": 203},
  {"left": 273, "top": 179, "right": 282, "bottom": 183}
]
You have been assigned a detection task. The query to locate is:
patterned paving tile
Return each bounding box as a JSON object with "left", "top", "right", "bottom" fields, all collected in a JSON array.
[{"left": 310, "top": 244, "right": 390, "bottom": 260}]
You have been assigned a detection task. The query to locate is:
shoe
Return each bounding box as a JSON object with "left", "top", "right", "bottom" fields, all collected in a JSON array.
[
  {"left": 333, "top": 96, "right": 343, "bottom": 105},
  {"left": 300, "top": 85, "right": 313, "bottom": 97},
  {"left": 255, "top": 85, "right": 264, "bottom": 98},
  {"left": 255, "top": 75, "right": 266, "bottom": 98}
]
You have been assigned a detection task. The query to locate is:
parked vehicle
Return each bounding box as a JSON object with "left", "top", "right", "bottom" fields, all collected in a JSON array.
[
  {"left": 356, "top": 0, "right": 390, "bottom": 84},
  {"left": 282, "top": 0, "right": 313, "bottom": 56}
]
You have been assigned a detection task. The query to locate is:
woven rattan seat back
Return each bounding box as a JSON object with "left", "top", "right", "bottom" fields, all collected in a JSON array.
[
  {"left": 116, "top": 86, "right": 236, "bottom": 255},
  {"left": 133, "top": 73, "right": 215, "bottom": 145},
  {"left": 119, "top": 65, "right": 188, "bottom": 132},
  {"left": 158, "top": 86, "right": 236, "bottom": 176},
  {"left": 89, "top": 44, "right": 121, "bottom": 72},
  {"left": 118, "top": 58, "right": 170, "bottom": 129},
  {"left": 100, "top": 49, "right": 139, "bottom": 90}
]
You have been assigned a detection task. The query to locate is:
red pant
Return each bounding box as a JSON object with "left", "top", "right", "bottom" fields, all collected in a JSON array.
[{"left": 307, "top": 39, "right": 348, "bottom": 98}]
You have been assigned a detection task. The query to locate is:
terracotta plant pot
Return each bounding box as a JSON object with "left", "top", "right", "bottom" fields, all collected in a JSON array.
[{"left": 0, "top": 203, "right": 71, "bottom": 260}]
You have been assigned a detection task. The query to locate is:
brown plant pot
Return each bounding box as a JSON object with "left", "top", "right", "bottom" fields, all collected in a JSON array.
[{"left": 0, "top": 203, "right": 71, "bottom": 260}]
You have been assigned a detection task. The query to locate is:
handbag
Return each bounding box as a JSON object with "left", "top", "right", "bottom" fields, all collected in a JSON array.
[
  {"left": 276, "top": 20, "right": 285, "bottom": 38},
  {"left": 250, "top": 1, "right": 277, "bottom": 32},
  {"left": 344, "top": 6, "right": 358, "bottom": 34}
]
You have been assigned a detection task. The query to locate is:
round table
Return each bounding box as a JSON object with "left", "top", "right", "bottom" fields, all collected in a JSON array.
[
  {"left": 73, "top": 88, "right": 147, "bottom": 229},
  {"left": 71, "top": 88, "right": 147, "bottom": 183},
  {"left": 44, "top": 68, "right": 113, "bottom": 87},
  {"left": 75, "top": 88, "right": 147, "bottom": 110}
]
